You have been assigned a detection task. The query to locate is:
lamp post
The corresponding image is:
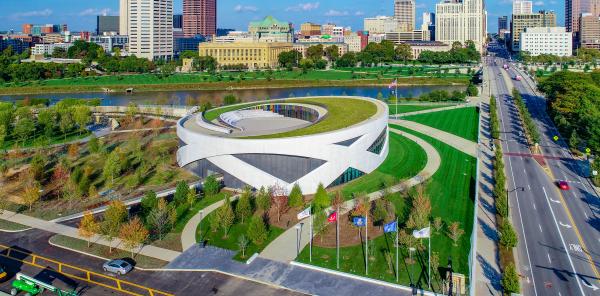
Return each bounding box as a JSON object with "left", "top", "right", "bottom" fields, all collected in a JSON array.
[
  {"left": 295, "top": 224, "right": 303, "bottom": 256},
  {"left": 198, "top": 210, "right": 204, "bottom": 247},
  {"left": 506, "top": 187, "right": 524, "bottom": 217}
]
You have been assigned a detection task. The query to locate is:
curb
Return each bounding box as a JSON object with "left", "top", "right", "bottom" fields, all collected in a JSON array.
[
  {"left": 290, "top": 261, "right": 438, "bottom": 295},
  {"left": 0, "top": 227, "right": 32, "bottom": 233},
  {"left": 47, "top": 237, "right": 164, "bottom": 272}
]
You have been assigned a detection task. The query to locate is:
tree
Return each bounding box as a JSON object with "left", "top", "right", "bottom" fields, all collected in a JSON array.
[
  {"left": 13, "top": 116, "right": 35, "bottom": 146},
  {"left": 119, "top": 216, "right": 149, "bottom": 257},
  {"left": 256, "top": 186, "right": 271, "bottom": 212},
  {"left": 288, "top": 183, "right": 303, "bottom": 208},
  {"left": 58, "top": 108, "right": 74, "bottom": 140},
  {"left": 569, "top": 130, "right": 579, "bottom": 151},
  {"left": 325, "top": 45, "right": 340, "bottom": 62},
  {"left": 466, "top": 84, "right": 479, "bottom": 97},
  {"left": 395, "top": 43, "right": 413, "bottom": 62},
  {"left": 126, "top": 103, "right": 139, "bottom": 122},
  {"left": 223, "top": 94, "right": 238, "bottom": 105},
  {"left": 372, "top": 199, "right": 389, "bottom": 227},
  {"left": 236, "top": 187, "right": 253, "bottom": 224},
  {"left": 237, "top": 235, "right": 250, "bottom": 258},
  {"left": 103, "top": 149, "right": 121, "bottom": 186},
  {"left": 433, "top": 217, "right": 443, "bottom": 233},
  {"left": 67, "top": 143, "right": 79, "bottom": 159},
  {"left": 174, "top": 181, "right": 189, "bottom": 206},
  {"left": 447, "top": 221, "right": 464, "bottom": 246},
  {"left": 102, "top": 200, "right": 128, "bottom": 253},
  {"left": 299, "top": 59, "right": 314, "bottom": 73},
  {"left": 148, "top": 198, "right": 177, "bottom": 240},
  {"left": 187, "top": 187, "right": 197, "bottom": 207},
  {"left": 22, "top": 181, "right": 41, "bottom": 211},
  {"left": 52, "top": 47, "right": 68, "bottom": 58},
  {"left": 306, "top": 44, "right": 324, "bottom": 61},
  {"left": 219, "top": 196, "right": 235, "bottom": 238},
  {"left": 78, "top": 211, "right": 99, "bottom": 247},
  {"left": 247, "top": 215, "right": 268, "bottom": 245},
  {"left": 29, "top": 153, "right": 46, "bottom": 181},
  {"left": 501, "top": 263, "right": 521, "bottom": 294},
  {"left": 336, "top": 52, "right": 357, "bottom": 68},
  {"left": 499, "top": 220, "right": 518, "bottom": 248},
  {"left": 278, "top": 50, "right": 300, "bottom": 70},
  {"left": 203, "top": 174, "right": 220, "bottom": 196},
  {"left": 72, "top": 106, "right": 91, "bottom": 134},
  {"left": 141, "top": 190, "right": 158, "bottom": 218},
  {"left": 88, "top": 135, "right": 101, "bottom": 154},
  {"left": 0, "top": 125, "right": 6, "bottom": 151},
  {"left": 312, "top": 183, "right": 330, "bottom": 210},
  {"left": 406, "top": 185, "right": 431, "bottom": 230}
]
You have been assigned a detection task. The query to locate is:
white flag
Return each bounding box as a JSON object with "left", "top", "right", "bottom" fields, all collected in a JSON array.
[
  {"left": 412, "top": 227, "right": 431, "bottom": 239},
  {"left": 297, "top": 207, "right": 311, "bottom": 220}
]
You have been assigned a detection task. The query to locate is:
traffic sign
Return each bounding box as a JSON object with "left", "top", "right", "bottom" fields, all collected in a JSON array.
[
  {"left": 586, "top": 148, "right": 591, "bottom": 155},
  {"left": 594, "top": 170, "right": 598, "bottom": 176},
  {"left": 553, "top": 136, "right": 559, "bottom": 141}
]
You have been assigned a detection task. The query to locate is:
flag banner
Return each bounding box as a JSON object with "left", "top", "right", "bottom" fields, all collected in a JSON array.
[
  {"left": 388, "top": 79, "right": 398, "bottom": 89},
  {"left": 412, "top": 227, "right": 431, "bottom": 239},
  {"left": 327, "top": 211, "right": 337, "bottom": 223},
  {"left": 297, "top": 207, "right": 311, "bottom": 220},
  {"left": 384, "top": 221, "right": 398, "bottom": 233},
  {"left": 352, "top": 216, "right": 366, "bottom": 227}
]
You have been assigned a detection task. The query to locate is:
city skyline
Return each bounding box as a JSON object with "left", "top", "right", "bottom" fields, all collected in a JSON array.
[{"left": 0, "top": 0, "right": 565, "bottom": 33}]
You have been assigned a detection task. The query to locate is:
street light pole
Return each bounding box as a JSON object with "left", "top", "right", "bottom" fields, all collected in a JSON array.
[{"left": 198, "top": 210, "right": 204, "bottom": 246}]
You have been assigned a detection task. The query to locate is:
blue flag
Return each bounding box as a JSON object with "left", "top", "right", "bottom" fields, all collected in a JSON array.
[
  {"left": 384, "top": 221, "right": 398, "bottom": 233},
  {"left": 353, "top": 217, "right": 366, "bottom": 227}
]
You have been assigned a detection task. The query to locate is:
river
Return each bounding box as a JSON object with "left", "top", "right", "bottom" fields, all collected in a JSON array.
[{"left": 0, "top": 85, "right": 465, "bottom": 106}]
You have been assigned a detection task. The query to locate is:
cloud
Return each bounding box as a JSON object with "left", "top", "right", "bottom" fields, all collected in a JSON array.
[
  {"left": 234, "top": 4, "right": 258, "bottom": 12},
  {"left": 534, "top": 0, "right": 544, "bottom": 5},
  {"left": 324, "top": 9, "right": 349, "bottom": 16},
  {"left": 78, "top": 8, "right": 113, "bottom": 16},
  {"left": 11, "top": 9, "right": 53, "bottom": 19},
  {"left": 286, "top": 2, "right": 320, "bottom": 12},
  {"left": 355, "top": 11, "right": 365, "bottom": 16}
]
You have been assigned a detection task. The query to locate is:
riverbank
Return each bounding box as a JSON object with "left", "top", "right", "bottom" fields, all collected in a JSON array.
[{"left": 0, "top": 76, "right": 470, "bottom": 96}]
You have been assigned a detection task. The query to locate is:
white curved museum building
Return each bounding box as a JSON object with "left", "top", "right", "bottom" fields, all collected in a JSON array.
[{"left": 176, "top": 96, "right": 389, "bottom": 194}]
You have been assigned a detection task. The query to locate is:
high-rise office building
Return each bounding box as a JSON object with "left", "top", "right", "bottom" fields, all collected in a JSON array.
[
  {"left": 395, "top": 0, "right": 416, "bottom": 31},
  {"left": 183, "top": 0, "right": 217, "bottom": 37},
  {"left": 498, "top": 16, "right": 508, "bottom": 34},
  {"left": 96, "top": 16, "right": 120, "bottom": 35},
  {"left": 421, "top": 12, "right": 435, "bottom": 40},
  {"left": 435, "top": 0, "right": 487, "bottom": 52},
  {"left": 128, "top": 0, "right": 173, "bottom": 60},
  {"left": 510, "top": 10, "right": 556, "bottom": 51},
  {"left": 579, "top": 13, "right": 600, "bottom": 48},
  {"left": 519, "top": 27, "right": 572, "bottom": 56},
  {"left": 119, "top": 0, "right": 130, "bottom": 35},
  {"left": 566, "top": 0, "right": 600, "bottom": 33},
  {"left": 513, "top": 0, "right": 533, "bottom": 14},
  {"left": 173, "top": 14, "right": 183, "bottom": 29}
]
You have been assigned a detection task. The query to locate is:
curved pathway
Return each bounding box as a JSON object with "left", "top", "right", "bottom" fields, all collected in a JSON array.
[
  {"left": 390, "top": 119, "right": 478, "bottom": 158},
  {"left": 259, "top": 128, "right": 441, "bottom": 262}
]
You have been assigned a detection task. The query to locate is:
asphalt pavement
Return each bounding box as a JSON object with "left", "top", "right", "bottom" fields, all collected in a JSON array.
[{"left": 486, "top": 43, "right": 600, "bottom": 296}]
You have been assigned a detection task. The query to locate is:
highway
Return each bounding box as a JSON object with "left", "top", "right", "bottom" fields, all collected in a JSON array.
[{"left": 486, "top": 42, "right": 600, "bottom": 296}]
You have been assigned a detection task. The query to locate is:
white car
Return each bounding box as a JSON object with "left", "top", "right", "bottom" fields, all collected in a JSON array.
[{"left": 103, "top": 259, "right": 133, "bottom": 275}]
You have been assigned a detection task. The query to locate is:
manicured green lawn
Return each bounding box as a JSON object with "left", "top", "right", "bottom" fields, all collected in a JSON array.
[
  {"left": 341, "top": 132, "right": 427, "bottom": 199},
  {"left": 298, "top": 125, "right": 476, "bottom": 290},
  {"left": 196, "top": 212, "right": 284, "bottom": 261},
  {"left": 388, "top": 105, "right": 448, "bottom": 115},
  {"left": 402, "top": 107, "right": 480, "bottom": 142},
  {"left": 205, "top": 97, "right": 378, "bottom": 139},
  {"left": 1, "top": 129, "right": 90, "bottom": 150}
]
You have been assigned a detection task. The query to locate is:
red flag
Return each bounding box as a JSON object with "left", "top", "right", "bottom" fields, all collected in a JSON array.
[{"left": 327, "top": 211, "right": 337, "bottom": 223}]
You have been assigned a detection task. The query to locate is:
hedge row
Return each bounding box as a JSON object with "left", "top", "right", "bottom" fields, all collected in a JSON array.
[{"left": 512, "top": 88, "right": 540, "bottom": 144}]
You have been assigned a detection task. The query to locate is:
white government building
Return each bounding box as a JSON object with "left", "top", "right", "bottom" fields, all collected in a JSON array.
[
  {"left": 176, "top": 97, "right": 389, "bottom": 194},
  {"left": 519, "top": 27, "right": 572, "bottom": 56}
]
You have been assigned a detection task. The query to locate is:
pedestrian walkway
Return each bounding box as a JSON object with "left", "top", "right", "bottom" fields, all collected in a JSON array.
[
  {"left": 166, "top": 245, "right": 420, "bottom": 296},
  {"left": 473, "top": 65, "right": 502, "bottom": 295},
  {"left": 0, "top": 210, "right": 181, "bottom": 262},
  {"left": 390, "top": 119, "right": 478, "bottom": 158},
  {"left": 259, "top": 128, "right": 441, "bottom": 262}
]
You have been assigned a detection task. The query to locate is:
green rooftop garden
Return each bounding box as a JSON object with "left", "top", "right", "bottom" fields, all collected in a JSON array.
[{"left": 204, "top": 97, "right": 379, "bottom": 139}]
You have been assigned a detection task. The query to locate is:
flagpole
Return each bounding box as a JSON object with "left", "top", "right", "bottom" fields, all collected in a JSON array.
[
  {"left": 395, "top": 216, "right": 399, "bottom": 283},
  {"left": 365, "top": 213, "right": 368, "bottom": 275},
  {"left": 309, "top": 208, "right": 313, "bottom": 263},
  {"left": 395, "top": 78, "right": 398, "bottom": 118},
  {"left": 336, "top": 206, "right": 340, "bottom": 270},
  {"left": 428, "top": 222, "right": 431, "bottom": 290}
]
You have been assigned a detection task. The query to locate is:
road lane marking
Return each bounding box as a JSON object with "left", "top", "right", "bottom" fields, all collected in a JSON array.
[
  {"left": 528, "top": 184, "right": 531, "bottom": 191},
  {"left": 559, "top": 222, "right": 572, "bottom": 229},
  {"left": 542, "top": 187, "right": 586, "bottom": 296},
  {"left": 539, "top": 224, "right": 543, "bottom": 233},
  {"left": 547, "top": 253, "right": 551, "bottom": 263},
  {"left": 532, "top": 202, "right": 536, "bottom": 210},
  {"left": 550, "top": 198, "right": 561, "bottom": 204}
]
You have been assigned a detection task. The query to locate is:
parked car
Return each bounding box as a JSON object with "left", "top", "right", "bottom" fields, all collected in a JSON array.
[
  {"left": 558, "top": 181, "right": 570, "bottom": 190},
  {"left": 0, "top": 264, "right": 6, "bottom": 280},
  {"left": 102, "top": 259, "right": 133, "bottom": 275}
]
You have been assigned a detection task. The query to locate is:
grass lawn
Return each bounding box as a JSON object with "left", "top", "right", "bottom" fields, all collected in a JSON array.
[
  {"left": 1, "top": 130, "right": 90, "bottom": 150},
  {"left": 196, "top": 212, "right": 285, "bottom": 261},
  {"left": 388, "top": 105, "right": 448, "bottom": 115},
  {"left": 49, "top": 234, "right": 168, "bottom": 269},
  {"left": 0, "top": 218, "right": 29, "bottom": 231},
  {"left": 205, "top": 97, "right": 378, "bottom": 139},
  {"left": 340, "top": 132, "right": 427, "bottom": 199},
  {"left": 402, "top": 107, "right": 480, "bottom": 142},
  {"left": 298, "top": 125, "right": 476, "bottom": 289}
]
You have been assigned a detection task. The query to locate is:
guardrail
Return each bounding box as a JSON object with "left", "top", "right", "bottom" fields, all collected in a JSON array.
[{"left": 0, "top": 244, "right": 173, "bottom": 296}]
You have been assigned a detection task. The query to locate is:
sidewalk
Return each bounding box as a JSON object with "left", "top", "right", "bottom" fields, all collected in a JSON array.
[
  {"left": 0, "top": 210, "right": 181, "bottom": 262},
  {"left": 259, "top": 128, "right": 441, "bottom": 262},
  {"left": 473, "top": 64, "right": 502, "bottom": 295},
  {"left": 390, "top": 119, "right": 478, "bottom": 158}
]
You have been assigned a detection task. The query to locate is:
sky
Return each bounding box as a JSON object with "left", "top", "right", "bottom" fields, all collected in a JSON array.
[{"left": 0, "top": 0, "right": 565, "bottom": 33}]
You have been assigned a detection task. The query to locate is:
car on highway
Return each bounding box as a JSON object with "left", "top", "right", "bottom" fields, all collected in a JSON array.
[
  {"left": 102, "top": 259, "right": 133, "bottom": 275},
  {"left": 0, "top": 264, "right": 6, "bottom": 280},
  {"left": 558, "top": 180, "right": 570, "bottom": 190}
]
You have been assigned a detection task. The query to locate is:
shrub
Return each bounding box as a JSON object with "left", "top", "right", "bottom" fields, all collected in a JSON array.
[
  {"left": 499, "top": 220, "right": 518, "bottom": 249},
  {"left": 501, "top": 263, "right": 520, "bottom": 294},
  {"left": 247, "top": 215, "right": 268, "bottom": 245}
]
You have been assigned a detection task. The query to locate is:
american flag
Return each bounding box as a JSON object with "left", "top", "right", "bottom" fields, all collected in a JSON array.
[{"left": 388, "top": 79, "right": 397, "bottom": 89}]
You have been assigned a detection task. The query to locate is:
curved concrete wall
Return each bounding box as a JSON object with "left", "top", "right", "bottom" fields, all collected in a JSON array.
[{"left": 176, "top": 96, "right": 389, "bottom": 194}]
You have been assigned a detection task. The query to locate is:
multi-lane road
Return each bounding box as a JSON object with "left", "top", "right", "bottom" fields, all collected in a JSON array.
[{"left": 486, "top": 43, "right": 600, "bottom": 295}]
